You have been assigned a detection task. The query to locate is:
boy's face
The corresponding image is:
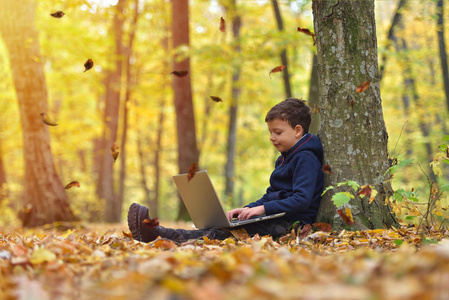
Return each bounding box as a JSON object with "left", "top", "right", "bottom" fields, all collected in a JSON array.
[{"left": 267, "top": 118, "right": 304, "bottom": 153}]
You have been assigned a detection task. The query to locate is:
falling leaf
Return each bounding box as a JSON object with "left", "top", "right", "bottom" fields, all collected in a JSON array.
[
  {"left": 83, "top": 59, "right": 94, "bottom": 72},
  {"left": 269, "top": 65, "right": 285, "bottom": 79},
  {"left": 337, "top": 208, "right": 354, "bottom": 225},
  {"left": 64, "top": 181, "right": 80, "bottom": 190},
  {"left": 50, "top": 11, "right": 65, "bottom": 18},
  {"left": 143, "top": 218, "right": 160, "bottom": 228},
  {"left": 357, "top": 185, "right": 372, "bottom": 198},
  {"left": 111, "top": 142, "right": 120, "bottom": 163},
  {"left": 40, "top": 113, "right": 58, "bottom": 126},
  {"left": 313, "top": 104, "right": 320, "bottom": 114},
  {"left": 170, "top": 70, "right": 189, "bottom": 77},
  {"left": 297, "top": 26, "right": 316, "bottom": 45},
  {"left": 322, "top": 164, "right": 333, "bottom": 174},
  {"left": 219, "top": 17, "right": 226, "bottom": 32},
  {"left": 356, "top": 81, "right": 371, "bottom": 93},
  {"left": 187, "top": 162, "right": 197, "bottom": 182},
  {"left": 312, "top": 223, "right": 332, "bottom": 232},
  {"left": 210, "top": 96, "right": 223, "bottom": 102}
]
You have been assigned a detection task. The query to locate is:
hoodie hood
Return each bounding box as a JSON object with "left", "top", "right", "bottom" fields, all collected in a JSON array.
[{"left": 281, "top": 133, "right": 323, "bottom": 164}]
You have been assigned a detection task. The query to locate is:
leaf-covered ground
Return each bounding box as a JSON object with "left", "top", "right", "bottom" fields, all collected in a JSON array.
[{"left": 1, "top": 223, "right": 449, "bottom": 300}]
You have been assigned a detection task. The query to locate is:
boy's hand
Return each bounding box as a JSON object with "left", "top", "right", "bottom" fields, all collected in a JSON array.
[{"left": 227, "top": 206, "right": 265, "bottom": 220}]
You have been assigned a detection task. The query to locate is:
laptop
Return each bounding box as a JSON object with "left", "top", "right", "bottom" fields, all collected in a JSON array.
[{"left": 172, "top": 170, "right": 285, "bottom": 229}]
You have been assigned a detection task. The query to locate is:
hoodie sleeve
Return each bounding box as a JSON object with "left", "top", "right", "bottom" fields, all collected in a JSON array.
[{"left": 262, "top": 152, "right": 320, "bottom": 215}]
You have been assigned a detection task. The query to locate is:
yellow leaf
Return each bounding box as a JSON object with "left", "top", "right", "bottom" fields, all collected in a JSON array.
[
  {"left": 30, "top": 248, "right": 56, "bottom": 264},
  {"left": 369, "top": 189, "right": 378, "bottom": 204},
  {"left": 345, "top": 207, "right": 354, "bottom": 224}
]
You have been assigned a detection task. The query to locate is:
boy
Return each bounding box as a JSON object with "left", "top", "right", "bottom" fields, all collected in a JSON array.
[{"left": 128, "top": 98, "right": 324, "bottom": 243}]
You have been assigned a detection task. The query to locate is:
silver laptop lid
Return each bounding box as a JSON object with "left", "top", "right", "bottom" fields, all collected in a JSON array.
[{"left": 172, "top": 170, "right": 231, "bottom": 229}]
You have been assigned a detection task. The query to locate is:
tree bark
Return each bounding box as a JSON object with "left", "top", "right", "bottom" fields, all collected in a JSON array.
[
  {"left": 118, "top": 0, "right": 140, "bottom": 221},
  {"left": 308, "top": 54, "right": 320, "bottom": 134},
  {"left": 312, "top": 0, "right": 398, "bottom": 230},
  {"left": 224, "top": 0, "right": 242, "bottom": 207},
  {"left": 437, "top": 0, "right": 449, "bottom": 112},
  {"left": 271, "top": 0, "right": 292, "bottom": 98},
  {"left": 172, "top": 0, "right": 199, "bottom": 221},
  {"left": 0, "top": 0, "right": 75, "bottom": 226},
  {"left": 98, "top": 0, "right": 126, "bottom": 222}
]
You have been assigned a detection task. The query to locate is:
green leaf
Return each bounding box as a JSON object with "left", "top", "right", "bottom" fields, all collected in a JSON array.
[
  {"left": 384, "top": 159, "right": 414, "bottom": 176},
  {"left": 347, "top": 180, "right": 360, "bottom": 191},
  {"left": 442, "top": 135, "right": 449, "bottom": 141},
  {"left": 322, "top": 185, "right": 334, "bottom": 196},
  {"left": 331, "top": 192, "right": 354, "bottom": 207},
  {"left": 422, "top": 238, "right": 439, "bottom": 245},
  {"left": 405, "top": 216, "right": 415, "bottom": 220},
  {"left": 394, "top": 239, "right": 403, "bottom": 246}
]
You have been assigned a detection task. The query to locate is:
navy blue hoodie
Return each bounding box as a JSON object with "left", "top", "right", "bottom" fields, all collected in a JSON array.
[{"left": 246, "top": 133, "right": 324, "bottom": 224}]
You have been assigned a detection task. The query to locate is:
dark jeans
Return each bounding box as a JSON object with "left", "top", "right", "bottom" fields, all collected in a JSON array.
[{"left": 156, "top": 218, "right": 293, "bottom": 243}]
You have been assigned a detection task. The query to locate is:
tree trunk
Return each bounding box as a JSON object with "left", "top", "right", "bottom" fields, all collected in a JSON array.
[
  {"left": 308, "top": 54, "right": 320, "bottom": 134},
  {"left": 379, "top": 0, "right": 406, "bottom": 81},
  {"left": 172, "top": 0, "right": 199, "bottom": 221},
  {"left": 98, "top": 0, "right": 126, "bottom": 222},
  {"left": 271, "top": 0, "right": 292, "bottom": 98},
  {"left": 312, "top": 0, "right": 398, "bottom": 230},
  {"left": 0, "top": 0, "right": 75, "bottom": 226},
  {"left": 437, "top": 0, "right": 449, "bottom": 112},
  {"left": 224, "top": 0, "right": 242, "bottom": 207},
  {"left": 118, "top": 0, "right": 140, "bottom": 222}
]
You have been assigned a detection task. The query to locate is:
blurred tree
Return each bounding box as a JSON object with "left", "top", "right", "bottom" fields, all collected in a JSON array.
[
  {"left": 271, "top": 0, "right": 292, "bottom": 98},
  {"left": 312, "top": 0, "right": 398, "bottom": 230},
  {"left": 0, "top": 140, "right": 6, "bottom": 203},
  {"left": 437, "top": 0, "right": 449, "bottom": 112},
  {"left": 172, "top": 0, "right": 199, "bottom": 221},
  {"left": 0, "top": 0, "right": 75, "bottom": 226},
  {"left": 224, "top": 0, "right": 242, "bottom": 207}
]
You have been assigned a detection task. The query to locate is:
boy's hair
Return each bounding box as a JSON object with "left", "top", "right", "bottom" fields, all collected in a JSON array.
[{"left": 265, "top": 98, "right": 311, "bottom": 133}]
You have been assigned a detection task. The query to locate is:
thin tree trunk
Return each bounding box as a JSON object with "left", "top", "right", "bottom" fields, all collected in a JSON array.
[
  {"left": 312, "top": 0, "right": 398, "bottom": 230},
  {"left": 224, "top": 0, "right": 241, "bottom": 207},
  {"left": 172, "top": 0, "right": 199, "bottom": 221},
  {"left": 98, "top": 0, "right": 126, "bottom": 222},
  {"left": 0, "top": 0, "right": 74, "bottom": 226},
  {"left": 118, "top": 0, "right": 140, "bottom": 221},
  {"left": 379, "top": 0, "right": 406, "bottom": 81},
  {"left": 437, "top": 0, "right": 449, "bottom": 112},
  {"left": 137, "top": 137, "right": 152, "bottom": 210},
  {"left": 271, "top": 0, "right": 292, "bottom": 97}
]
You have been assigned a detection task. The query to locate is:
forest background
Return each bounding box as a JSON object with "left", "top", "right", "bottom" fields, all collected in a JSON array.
[{"left": 0, "top": 0, "right": 448, "bottom": 227}]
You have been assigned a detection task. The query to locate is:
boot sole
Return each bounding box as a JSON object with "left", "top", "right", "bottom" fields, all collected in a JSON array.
[{"left": 127, "top": 203, "right": 148, "bottom": 242}]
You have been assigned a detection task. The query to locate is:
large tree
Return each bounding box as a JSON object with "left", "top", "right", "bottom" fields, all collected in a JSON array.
[
  {"left": 312, "top": 0, "right": 398, "bottom": 230},
  {"left": 172, "top": 0, "right": 199, "bottom": 221},
  {"left": 0, "top": 0, "right": 75, "bottom": 226}
]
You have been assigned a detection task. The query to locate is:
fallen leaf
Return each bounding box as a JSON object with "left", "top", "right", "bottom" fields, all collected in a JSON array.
[
  {"left": 269, "top": 65, "right": 285, "bottom": 79},
  {"left": 187, "top": 162, "right": 197, "bottom": 182},
  {"left": 230, "top": 228, "right": 249, "bottom": 241},
  {"left": 143, "top": 218, "right": 159, "bottom": 228},
  {"left": 297, "top": 26, "right": 316, "bottom": 45},
  {"left": 111, "top": 142, "right": 119, "bottom": 163},
  {"left": 170, "top": 70, "right": 188, "bottom": 77},
  {"left": 312, "top": 222, "right": 332, "bottom": 232},
  {"left": 299, "top": 224, "right": 312, "bottom": 240},
  {"left": 219, "top": 17, "right": 225, "bottom": 32},
  {"left": 356, "top": 81, "right": 371, "bottom": 93},
  {"left": 50, "top": 11, "right": 65, "bottom": 18},
  {"left": 210, "top": 96, "right": 223, "bottom": 102},
  {"left": 337, "top": 208, "right": 354, "bottom": 225},
  {"left": 30, "top": 248, "right": 56, "bottom": 264},
  {"left": 64, "top": 181, "right": 80, "bottom": 190},
  {"left": 83, "top": 59, "right": 94, "bottom": 73},
  {"left": 322, "top": 164, "right": 333, "bottom": 174},
  {"left": 40, "top": 113, "right": 58, "bottom": 126}
]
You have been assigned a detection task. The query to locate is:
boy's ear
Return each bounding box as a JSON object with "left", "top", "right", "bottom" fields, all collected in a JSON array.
[{"left": 294, "top": 125, "right": 304, "bottom": 138}]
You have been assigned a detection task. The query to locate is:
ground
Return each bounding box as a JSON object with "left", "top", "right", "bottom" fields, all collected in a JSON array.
[{"left": 1, "top": 222, "right": 449, "bottom": 300}]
